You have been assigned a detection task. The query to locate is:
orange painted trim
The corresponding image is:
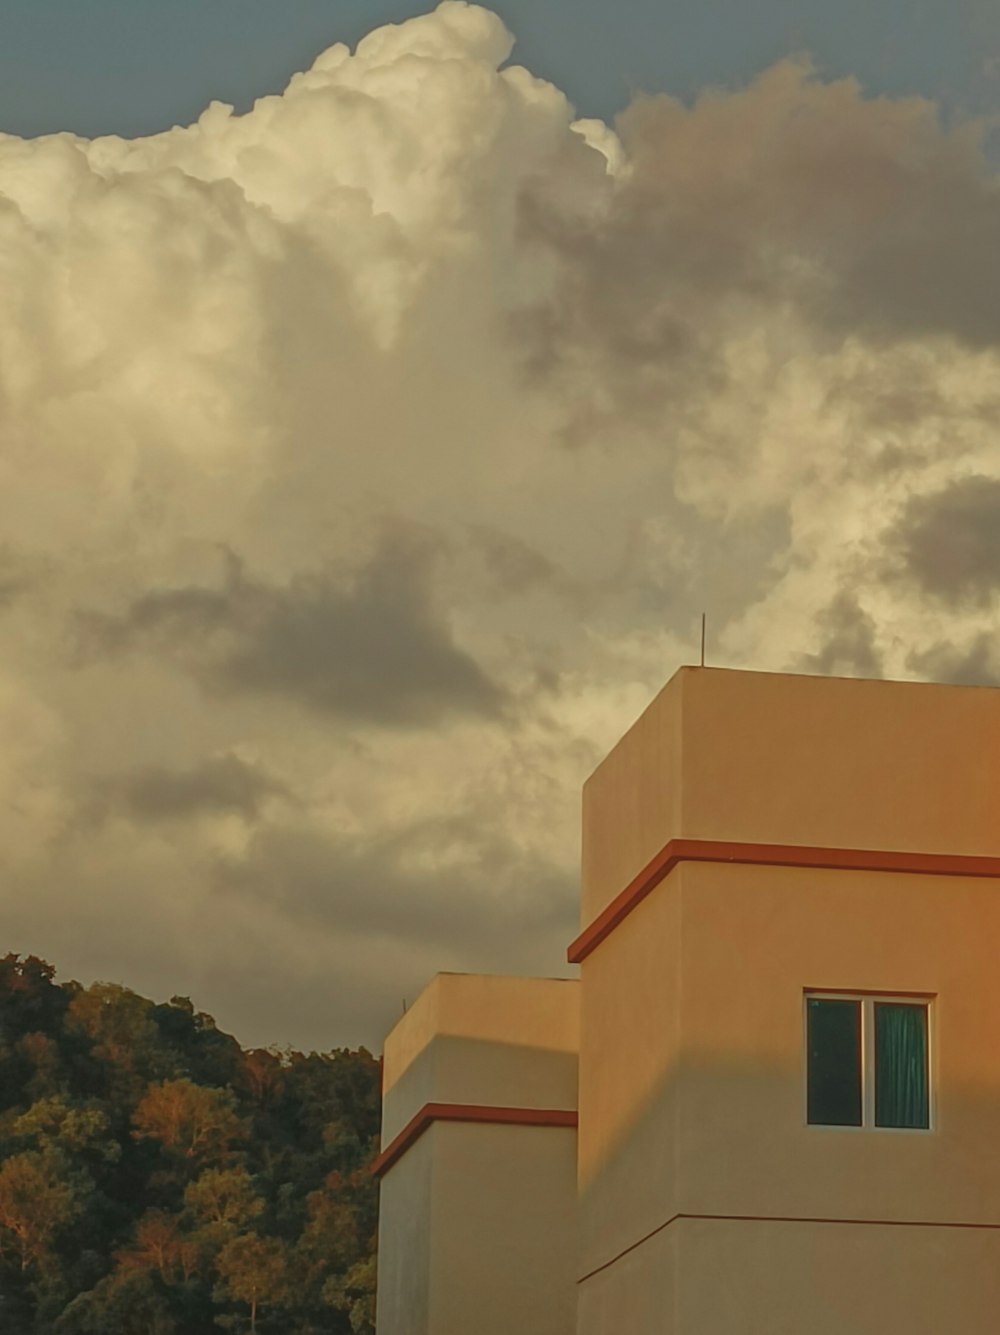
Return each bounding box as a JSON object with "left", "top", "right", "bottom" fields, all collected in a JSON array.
[
  {"left": 577, "top": 1210, "right": 1000, "bottom": 1284},
  {"left": 371, "top": 1102, "right": 578, "bottom": 1179},
  {"left": 568, "top": 838, "right": 1000, "bottom": 964}
]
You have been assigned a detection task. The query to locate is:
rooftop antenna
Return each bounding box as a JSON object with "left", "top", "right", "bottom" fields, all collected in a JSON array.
[{"left": 700, "top": 612, "right": 706, "bottom": 667}]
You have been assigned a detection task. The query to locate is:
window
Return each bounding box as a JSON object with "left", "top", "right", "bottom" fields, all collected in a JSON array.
[{"left": 805, "top": 993, "right": 930, "bottom": 1130}]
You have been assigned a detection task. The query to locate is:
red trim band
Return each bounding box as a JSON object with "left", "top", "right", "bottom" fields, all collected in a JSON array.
[
  {"left": 569, "top": 839, "right": 1000, "bottom": 964},
  {"left": 578, "top": 1210, "right": 1000, "bottom": 1285},
  {"left": 371, "top": 1102, "right": 578, "bottom": 1179}
]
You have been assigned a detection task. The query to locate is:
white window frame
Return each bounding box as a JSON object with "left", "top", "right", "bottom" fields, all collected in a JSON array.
[{"left": 803, "top": 990, "right": 935, "bottom": 1133}]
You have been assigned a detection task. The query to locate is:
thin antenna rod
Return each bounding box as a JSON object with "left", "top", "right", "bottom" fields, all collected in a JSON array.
[{"left": 700, "top": 612, "right": 706, "bottom": 667}]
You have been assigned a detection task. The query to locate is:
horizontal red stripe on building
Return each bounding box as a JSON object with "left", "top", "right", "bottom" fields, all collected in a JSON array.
[
  {"left": 371, "top": 1102, "right": 578, "bottom": 1179},
  {"left": 568, "top": 838, "right": 1000, "bottom": 965}
]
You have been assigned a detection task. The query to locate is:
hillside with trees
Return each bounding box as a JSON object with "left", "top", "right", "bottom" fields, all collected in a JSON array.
[{"left": 0, "top": 954, "right": 380, "bottom": 1334}]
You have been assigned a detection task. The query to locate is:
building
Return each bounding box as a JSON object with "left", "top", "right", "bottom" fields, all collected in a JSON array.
[
  {"left": 373, "top": 973, "right": 579, "bottom": 1335},
  {"left": 373, "top": 667, "right": 1000, "bottom": 1334}
]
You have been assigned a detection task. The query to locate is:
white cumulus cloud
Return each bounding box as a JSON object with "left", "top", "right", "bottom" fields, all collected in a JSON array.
[{"left": 1, "top": 2, "right": 999, "bottom": 1047}]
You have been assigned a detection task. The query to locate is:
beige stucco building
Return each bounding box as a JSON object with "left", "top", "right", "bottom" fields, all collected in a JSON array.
[
  {"left": 374, "top": 973, "right": 579, "bottom": 1335},
  {"left": 374, "top": 667, "right": 1000, "bottom": 1333}
]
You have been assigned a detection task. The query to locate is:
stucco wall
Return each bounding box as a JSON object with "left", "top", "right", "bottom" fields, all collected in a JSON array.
[
  {"left": 381, "top": 973, "right": 580, "bottom": 1141},
  {"left": 581, "top": 667, "right": 1000, "bottom": 924},
  {"left": 577, "top": 669, "right": 1000, "bottom": 1333},
  {"left": 576, "top": 1224, "right": 677, "bottom": 1333},
  {"left": 428, "top": 1121, "right": 578, "bottom": 1335},
  {"left": 579, "top": 1215, "right": 1000, "bottom": 1335},
  {"left": 375, "top": 973, "right": 579, "bottom": 1335},
  {"left": 375, "top": 1134, "right": 433, "bottom": 1335},
  {"left": 580, "top": 668, "right": 683, "bottom": 926},
  {"left": 676, "top": 860, "right": 1000, "bottom": 1222},
  {"left": 577, "top": 869, "right": 681, "bottom": 1276},
  {"left": 674, "top": 1217, "right": 1000, "bottom": 1335}
]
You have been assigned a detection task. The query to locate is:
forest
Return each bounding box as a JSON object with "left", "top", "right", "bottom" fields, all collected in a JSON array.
[{"left": 0, "top": 953, "right": 380, "bottom": 1334}]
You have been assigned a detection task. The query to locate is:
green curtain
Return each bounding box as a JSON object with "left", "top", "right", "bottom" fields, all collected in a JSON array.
[{"left": 875, "top": 1003, "right": 929, "bottom": 1129}]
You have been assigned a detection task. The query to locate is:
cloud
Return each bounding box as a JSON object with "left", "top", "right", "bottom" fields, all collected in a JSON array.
[
  {"left": 907, "top": 633, "right": 1000, "bottom": 688},
  {"left": 0, "top": 546, "right": 45, "bottom": 608},
  {"left": 1, "top": 3, "right": 1000, "bottom": 1045},
  {"left": 515, "top": 58, "right": 1000, "bottom": 476},
  {"left": 213, "top": 815, "right": 574, "bottom": 962},
  {"left": 891, "top": 475, "right": 1000, "bottom": 606},
  {"left": 77, "top": 531, "right": 506, "bottom": 727},
  {"left": 94, "top": 754, "right": 288, "bottom": 824},
  {"left": 800, "top": 592, "right": 884, "bottom": 679},
  {"left": 467, "top": 524, "right": 572, "bottom": 599}
]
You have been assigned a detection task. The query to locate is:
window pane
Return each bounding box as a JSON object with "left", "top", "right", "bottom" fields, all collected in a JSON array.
[
  {"left": 807, "top": 998, "right": 862, "bottom": 1125},
  {"left": 875, "top": 1003, "right": 929, "bottom": 1129}
]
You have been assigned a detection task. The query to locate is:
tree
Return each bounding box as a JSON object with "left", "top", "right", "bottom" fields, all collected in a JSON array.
[
  {"left": 13, "top": 1096, "right": 120, "bottom": 1163},
  {"left": 55, "top": 1268, "right": 177, "bottom": 1335},
  {"left": 67, "top": 984, "right": 164, "bottom": 1099},
  {"left": 0, "top": 1150, "right": 80, "bottom": 1275},
  {"left": 149, "top": 997, "right": 243, "bottom": 1090},
  {"left": 185, "top": 1167, "right": 263, "bottom": 1232},
  {"left": 237, "top": 1050, "right": 284, "bottom": 1107},
  {"left": 17, "top": 1031, "right": 65, "bottom": 1103},
  {"left": 117, "top": 1209, "right": 199, "bottom": 1286},
  {"left": 133, "top": 1079, "right": 246, "bottom": 1164},
  {"left": 0, "top": 958, "right": 380, "bottom": 1334},
  {"left": 214, "top": 1233, "right": 289, "bottom": 1333},
  {"left": 0, "top": 955, "right": 67, "bottom": 1041},
  {"left": 323, "top": 1253, "right": 376, "bottom": 1335}
]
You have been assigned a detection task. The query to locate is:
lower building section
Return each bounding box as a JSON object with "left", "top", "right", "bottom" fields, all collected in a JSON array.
[
  {"left": 428, "top": 1121, "right": 577, "bottom": 1334},
  {"left": 376, "top": 1133, "right": 434, "bottom": 1335},
  {"left": 374, "top": 975, "right": 580, "bottom": 1335},
  {"left": 376, "top": 1117, "right": 578, "bottom": 1335},
  {"left": 575, "top": 1218, "right": 677, "bottom": 1333},
  {"left": 577, "top": 1215, "right": 1000, "bottom": 1334}
]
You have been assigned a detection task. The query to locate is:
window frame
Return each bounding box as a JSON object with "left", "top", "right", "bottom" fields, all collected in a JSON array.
[{"left": 803, "top": 990, "right": 935, "bottom": 1134}]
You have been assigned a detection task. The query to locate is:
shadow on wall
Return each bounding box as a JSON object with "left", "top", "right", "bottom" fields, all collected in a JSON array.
[
  {"left": 380, "top": 1031, "right": 580, "bottom": 1143},
  {"left": 576, "top": 1052, "right": 1000, "bottom": 1335}
]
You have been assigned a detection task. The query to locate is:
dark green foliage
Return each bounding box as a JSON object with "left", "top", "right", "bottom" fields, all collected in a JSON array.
[{"left": 0, "top": 955, "right": 379, "bottom": 1334}]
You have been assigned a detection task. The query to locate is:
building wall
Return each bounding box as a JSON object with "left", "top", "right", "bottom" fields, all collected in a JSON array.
[
  {"left": 676, "top": 668, "right": 1000, "bottom": 854},
  {"left": 428, "top": 1121, "right": 577, "bottom": 1335},
  {"left": 576, "top": 1224, "right": 677, "bottom": 1333},
  {"left": 375, "top": 669, "right": 1000, "bottom": 1334},
  {"left": 676, "top": 860, "right": 1000, "bottom": 1223},
  {"left": 381, "top": 973, "right": 580, "bottom": 1142},
  {"left": 577, "top": 669, "right": 1000, "bottom": 1334},
  {"left": 577, "top": 869, "right": 681, "bottom": 1278},
  {"left": 581, "top": 667, "right": 1000, "bottom": 925},
  {"left": 580, "top": 664, "right": 683, "bottom": 926},
  {"left": 376, "top": 1134, "right": 434, "bottom": 1335},
  {"left": 674, "top": 1218, "right": 1000, "bottom": 1335},
  {"left": 375, "top": 973, "right": 579, "bottom": 1335}
]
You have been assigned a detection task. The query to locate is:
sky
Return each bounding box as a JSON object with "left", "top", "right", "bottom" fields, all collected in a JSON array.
[
  {"left": 3, "top": 0, "right": 1000, "bottom": 137},
  {"left": 1, "top": 2, "right": 1000, "bottom": 1052}
]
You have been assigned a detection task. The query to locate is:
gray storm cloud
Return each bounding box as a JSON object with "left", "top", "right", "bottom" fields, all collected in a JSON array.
[
  {"left": 94, "top": 754, "right": 289, "bottom": 824},
  {"left": 1, "top": 2, "right": 998, "bottom": 1048},
  {"left": 893, "top": 475, "right": 1000, "bottom": 605},
  {"left": 77, "top": 530, "right": 507, "bottom": 725}
]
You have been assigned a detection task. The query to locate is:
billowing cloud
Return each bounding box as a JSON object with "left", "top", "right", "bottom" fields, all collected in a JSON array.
[
  {"left": 891, "top": 475, "right": 1000, "bottom": 605},
  {"left": 907, "top": 632, "right": 1000, "bottom": 688},
  {"left": 214, "top": 816, "right": 574, "bottom": 967},
  {"left": 800, "top": 592, "right": 883, "bottom": 680},
  {"left": 77, "top": 529, "right": 506, "bottom": 726},
  {"left": 94, "top": 753, "right": 288, "bottom": 823},
  {"left": 1, "top": 2, "right": 999, "bottom": 1048}
]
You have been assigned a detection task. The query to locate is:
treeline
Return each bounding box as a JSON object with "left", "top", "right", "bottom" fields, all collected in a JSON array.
[{"left": 0, "top": 954, "right": 380, "bottom": 1334}]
